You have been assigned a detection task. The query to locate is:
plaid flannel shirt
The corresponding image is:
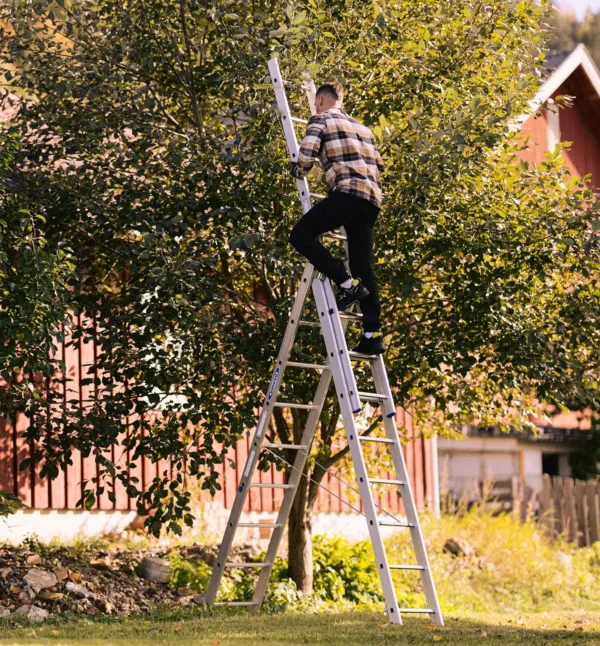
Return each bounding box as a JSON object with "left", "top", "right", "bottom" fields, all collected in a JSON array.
[{"left": 294, "top": 107, "right": 384, "bottom": 209}]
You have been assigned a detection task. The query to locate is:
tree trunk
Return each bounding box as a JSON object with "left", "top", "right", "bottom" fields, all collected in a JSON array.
[{"left": 287, "top": 473, "right": 313, "bottom": 594}]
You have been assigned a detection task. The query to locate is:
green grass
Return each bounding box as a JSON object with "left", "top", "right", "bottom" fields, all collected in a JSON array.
[
  {"left": 1, "top": 609, "right": 600, "bottom": 645},
  {"left": 3, "top": 505, "right": 600, "bottom": 644}
]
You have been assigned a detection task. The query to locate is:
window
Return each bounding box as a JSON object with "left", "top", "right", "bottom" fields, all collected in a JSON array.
[{"left": 542, "top": 453, "right": 560, "bottom": 477}]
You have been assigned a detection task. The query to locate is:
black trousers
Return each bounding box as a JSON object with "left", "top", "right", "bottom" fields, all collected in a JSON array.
[{"left": 289, "top": 189, "right": 381, "bottom": 332}]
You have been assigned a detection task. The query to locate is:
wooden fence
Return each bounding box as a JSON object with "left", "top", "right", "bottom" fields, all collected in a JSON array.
[
  {"left": 0, "top": 316, "right": 435, "bottom": 516},
  {"left": 463, "top": 475, "right": 600, "bottom": 548},
  {"left": 538, "top": 474, "right": 600, "bottom": 547}
]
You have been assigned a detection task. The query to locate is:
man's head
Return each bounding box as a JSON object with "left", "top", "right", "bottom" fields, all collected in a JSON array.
[{"left": 314, "top": 81, "right": 344, "bottom": 114}]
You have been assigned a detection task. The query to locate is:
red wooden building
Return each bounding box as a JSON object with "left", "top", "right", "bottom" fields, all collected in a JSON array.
[
  {"left": 518, "top": 44, "right": 600, "bottom": 188},
  {"left": 0, "top": 311, "right": 436, "bottom": 540},
  {"left": 438, "top": 44, "right": 600, "bottom": 499}
]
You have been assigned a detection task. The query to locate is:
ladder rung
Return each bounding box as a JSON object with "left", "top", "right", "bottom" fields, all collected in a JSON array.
[
  {"left": 358, "top": 391, "right": 388, "bottom": 402},
  {"left": 379, "top": 520, "right": 414, "bottom": 527},
  {"left": 226, "top": 562, "right": 271, "bottom": 568},
  {"left": 348, "top": 351, "right": 377, "bottom": 361},
  {"left": 286, "top": 361, "right": 327, "bottom": 370},
  {"left": 214, "top": 601, "right": 259, "bottom": 607},
  {"left": 389, "top": 564, "right": 425, "bottom": 571},
  {"left": 299, "top": 320, "right": 321, "bottom": 327},
  {"left": 238, "top": 522, "right": 283, "bottom": 528},
  {"left": 263, "top": 442, "right": 308, "bottom": 450},
  {"left": 250, "top": 483, "right": 295, "bottom": 489},
  {"left": 369, "top": 478, "right": 405, "bottom": 486},
  {"left": 291, "top": 116, "right": 308, "bottom": 124},
  {"left": 274, "top": 402, "right": 319, "bottom": 410},
  {"left": 398, "top": 608, "right": 435, "bottom": 614},
  {"left": 322, "top": 232, "right": 347, "bottom": 241},
  {"left": 339, "top": 311, "right": 363, "bottom": 320},
  {"left": 358, "top": 436, "right": 395, "bottom": 444},
  {"left": 310, "top": 192, "right": 326, "bottom": 199}
]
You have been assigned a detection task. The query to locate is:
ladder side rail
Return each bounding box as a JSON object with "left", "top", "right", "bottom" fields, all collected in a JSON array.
[
  {"left": 205, "top": 264, "right": 314, "bottom": 604},
  {"left": 312, "top": 280, "right": 403, "bottom": 625},
  {"left": 371, "top": 357, "right": 444, "bottom": 626},
  {"left": 268, "top": 58, "right": 313, "bottom": 215},
  {"left": 251, "top": 365, "right": 334, "bottom": 609},
  {"left": 320, "top": 279, "right": 362, "bottom": 414}
]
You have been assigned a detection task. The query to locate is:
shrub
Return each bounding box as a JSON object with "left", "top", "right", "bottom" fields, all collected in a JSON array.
[
  {"left": 271, "top": 535, "right": 382, "bottom": 605},
  {"left": 168, "top": 551, "right": 212, "bottom": 592},
  {"left": 0, "top": 491, "right": 23, "bottom": 519}
]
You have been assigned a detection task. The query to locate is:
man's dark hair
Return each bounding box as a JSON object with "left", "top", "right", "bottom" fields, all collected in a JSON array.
[{"left": 316, "top": 81, "right": 344, "bottom": 102}]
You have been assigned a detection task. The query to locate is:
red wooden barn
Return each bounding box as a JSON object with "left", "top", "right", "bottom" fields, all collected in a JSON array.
[{"left": 438, "top": 44, "right": 600, "bottom": 498}]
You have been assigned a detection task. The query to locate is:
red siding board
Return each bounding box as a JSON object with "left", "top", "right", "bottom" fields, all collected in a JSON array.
[
  {"left": 1, "top": 329, "right": 435, "bottom": 517},
  {"left": 0, "top": 416, "right": 14, "bottom": 494},
  {"left": 518, "top": 111, "right": 549, "bottom": 166},
  {"left": 49, "top": 337, "right": 67, "bottom": 510}
]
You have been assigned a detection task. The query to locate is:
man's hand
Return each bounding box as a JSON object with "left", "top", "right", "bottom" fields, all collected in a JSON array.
[{"left": 289, "top": 162, "right": 305, "bottom": 179}]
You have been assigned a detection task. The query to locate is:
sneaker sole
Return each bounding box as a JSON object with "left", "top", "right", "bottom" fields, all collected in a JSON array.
[
  {"left": 354, "top": 347, "right": 385, "bottom": 355},
  {"left": 336, "top": 291, "right": 370, "bottom": 311}
]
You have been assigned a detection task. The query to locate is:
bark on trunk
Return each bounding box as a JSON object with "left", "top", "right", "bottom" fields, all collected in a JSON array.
[{"left": 287, "top": 473, "right": 313, "bottom": 594}]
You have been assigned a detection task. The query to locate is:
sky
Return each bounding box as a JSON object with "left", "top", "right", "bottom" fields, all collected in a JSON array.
[{"left": 554, "top": 0, "right": 600, "bottom": 20}]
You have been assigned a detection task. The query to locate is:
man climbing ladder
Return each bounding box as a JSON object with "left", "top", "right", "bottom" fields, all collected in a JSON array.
[
  {"left": 204, "top": 59, "right": 443, "bottom": 627},
  {"left": 289, "top": 80, "right": 385, "bottom": 355}
]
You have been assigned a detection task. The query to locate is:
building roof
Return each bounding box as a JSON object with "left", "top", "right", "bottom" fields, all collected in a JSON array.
[
  {"left": 462, "top": 424, "right": 589, "bottom": 445},
  {"left": 513, "top": 43, "right": 600, "bottom": 129},
  {"left": 543, "top": 49, "right": 575, "bottom": 75}
]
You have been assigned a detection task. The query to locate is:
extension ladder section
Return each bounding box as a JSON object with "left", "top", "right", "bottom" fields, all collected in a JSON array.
[{"left": 204, "top": 58, "right": 443, "bottom": 627}]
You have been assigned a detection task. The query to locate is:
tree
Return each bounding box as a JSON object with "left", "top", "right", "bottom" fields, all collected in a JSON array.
[
  {"left": 544, "top": 5, "right": 600, "bottom": 66},
  {"left": 2, "top": 0, "right": 600, "bottom": 594}
]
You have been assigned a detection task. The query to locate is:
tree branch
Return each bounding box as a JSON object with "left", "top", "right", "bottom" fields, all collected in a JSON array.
[
  {"left": 178, "top": 0, "right": 203, "bottom": 135},
  {"left": 323, "top": 415, "right": 382, "bottom": 471}
]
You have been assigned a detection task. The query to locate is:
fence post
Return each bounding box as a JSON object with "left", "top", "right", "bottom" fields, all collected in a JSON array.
[
  {"left": 574, "top": 480, "right": 590, "bottom": 547},
  {"left": 552, "top": 476, "right": 565, "bottom": 538},
  {"left": 511, "top": 476, "right": 520, "bottom": 518},
  {"left": 540, "top": 473, "right": 554, "bottom": 536},
  {"left": 587, "top": 481, "right": 600, "bottom": 545},
  {"left": 563, "top": 477, "right": 578, "bottom": 544}
]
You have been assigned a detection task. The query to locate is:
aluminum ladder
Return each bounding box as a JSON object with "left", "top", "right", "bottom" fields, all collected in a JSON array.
[{"left": 204, "top": 57, "right": 443, "bottom": 627}]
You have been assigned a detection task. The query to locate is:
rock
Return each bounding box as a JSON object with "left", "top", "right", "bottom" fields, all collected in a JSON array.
[
  {"left": 0, "top": 607, "right": 11, "bottom": 618},
  {"left": 65, "top": 582, "right": 91, "bottom": 598},
  {"left": 38, "top": 591, "right": 65, "bottom": 601},
  {"left": 10, "top": 585, "right": 22, "bottom": 594},
  {"left": 192, "top": 595, "right": 206, "bottom": 606},
  {"left": 443, "top": 538, "right": 476, "bottom": 558},
  {"left": 141, "top": 556, "right": 171, "bottom": 583},
  {"left": 26, "top": 554, "right": 43, "bottom": 566},
  {"left": 53, "top": 567, "right": 69, "bottom": 582},
  {"left": 69, "top": 571, "right": 82, "bottom": 583},
  {"left": 15, "top": 605, "right": 49, "bottom": 623},
  {"left": 96, "top": 599, "right": 113, "bottom": 613},
  {"left": 24, "top": 569, "right": 58, "bottom": 594},
  {"left": 90, "top": 559, "right": 112, "bottom": 571},
  {"left": 18, "top": 590, "right": 34, "bottom": 601},
  {"left": 86, "top": 606, "right": 99, "bottom": 615},
  {"left": 176, "top": 587, "right": 193, "bottom": 598},
  {"left": 0, "top": 568, "right": 12, "bottom": 579}
]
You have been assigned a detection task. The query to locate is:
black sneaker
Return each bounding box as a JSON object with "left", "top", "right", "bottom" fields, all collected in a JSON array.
[
  {"left": 336, "top": 278, "right": 369, "bottom": 311},
  {"left": 353, "top": 332, "right": 385, "bottom": 355}
]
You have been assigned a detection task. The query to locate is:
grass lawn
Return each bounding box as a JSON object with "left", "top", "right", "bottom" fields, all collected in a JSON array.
[{"left": 1, "top": 609, "right": 600, "bottom": 645}]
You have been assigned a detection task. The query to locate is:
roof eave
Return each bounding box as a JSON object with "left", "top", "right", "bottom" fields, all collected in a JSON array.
[{"left": 511, "top": 44, "right": 600, "bottom": 131}]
